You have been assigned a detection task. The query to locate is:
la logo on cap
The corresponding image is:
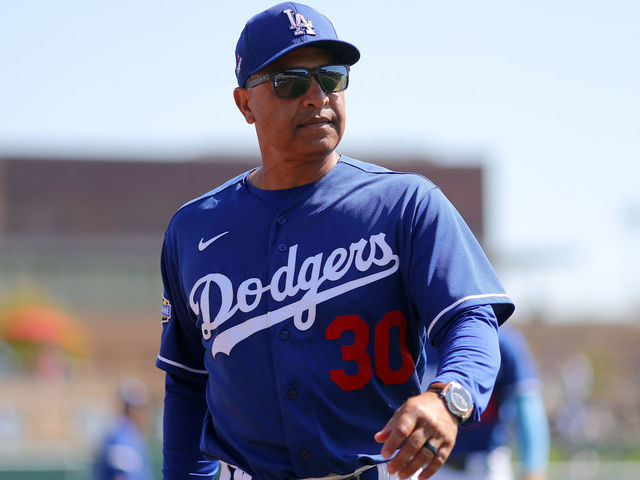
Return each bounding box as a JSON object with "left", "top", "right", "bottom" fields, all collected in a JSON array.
[{"left": 283, "top": 9, "right": 316, "bottom": 36}]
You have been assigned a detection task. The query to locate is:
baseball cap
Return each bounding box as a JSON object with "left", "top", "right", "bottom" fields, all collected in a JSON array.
[
  {"left": 235, "top": 2, "right": 360, "bottom": 87},
  {"left": 118, "top": 377, "right": 149, "bottom": 408}
]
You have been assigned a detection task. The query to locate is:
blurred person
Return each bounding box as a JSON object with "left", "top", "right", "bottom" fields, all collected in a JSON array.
[
  {"left": 93, "top": 377, "right": 154, "bottom": 480},
  {"left": 426, "top": 326, "right": 549, "bottom": 480}
]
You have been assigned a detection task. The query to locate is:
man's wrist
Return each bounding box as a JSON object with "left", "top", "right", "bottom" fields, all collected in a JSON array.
[{"left": 427, "top": 381, "right": 474, "bottom": 424}]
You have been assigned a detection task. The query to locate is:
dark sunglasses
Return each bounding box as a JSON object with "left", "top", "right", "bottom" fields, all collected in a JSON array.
[{"left": 244, "top": 64, "right": 350, "bottom": 98}]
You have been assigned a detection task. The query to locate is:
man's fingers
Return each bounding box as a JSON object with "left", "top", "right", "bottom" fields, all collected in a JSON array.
[
  {"left": 373, "top": 428, "right": 390, "bottom": 443},
  {"left": 397, "top": 442, "right": 437, "bottom": 479},
  {"left": 374, "top": 406, "right": 401, "bottom": 444},
  {"left": 377, "top": 408, "right": 418, "bottom": 460},
  {"left": 385, "top": 427, "right": 433, "bottom": 475},
  {"left": 379, "top": 426, "right": 412, "bottom": 460},
  {"left": 417, "top": 442, "right": 449, "bottom": 480},
  {"left": 377, "top": 392, "right": 459, "bottom": 479}
]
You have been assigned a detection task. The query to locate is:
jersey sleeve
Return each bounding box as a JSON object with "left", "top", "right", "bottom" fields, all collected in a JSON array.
[
  {"left": 430, "top": 304, "right": 501, "bottom": 423},
  {"left": 408, "top": 186, "right": 514, "bottom": 341},
  {"left": 163, "top": 372, "right": 219, "bottom": 479},
  {"left": 156, "top": 228, "right": 208, "bottom": 382}
]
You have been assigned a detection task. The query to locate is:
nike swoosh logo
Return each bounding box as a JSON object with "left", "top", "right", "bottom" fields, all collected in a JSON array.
[{"left": 198, "top": 231, "right": 229, "bottom": 251}]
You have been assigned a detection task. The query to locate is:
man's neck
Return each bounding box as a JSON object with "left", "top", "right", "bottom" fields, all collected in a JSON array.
[{"left": 250, "top": 152, "right": 340, "bottom": 190}]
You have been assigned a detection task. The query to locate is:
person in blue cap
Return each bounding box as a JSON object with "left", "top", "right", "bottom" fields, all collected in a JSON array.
[
  {"left": 426, "top": 326, "right": 549, "bottom": 480},
  {"left": 156, "top": 3, "right": 515, "bottom": 480}
]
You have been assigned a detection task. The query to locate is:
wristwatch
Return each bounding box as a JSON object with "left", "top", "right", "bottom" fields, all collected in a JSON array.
[{"left": 428, "top": 381, "right": 473, "bottom": 423}]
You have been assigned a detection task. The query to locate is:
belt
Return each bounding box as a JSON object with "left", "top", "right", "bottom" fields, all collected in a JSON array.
[
  {"left": 341, "top": 474, "right": 361, "bottom": 480},
  {"left": 301, "top": 465, "right": 376, "bottom": 480},
  {"left": 220, "top": 462, "right": 378, "bottom": 480},
  {"left": 325, "top": 472, "right": 361, "bottom": 480}
]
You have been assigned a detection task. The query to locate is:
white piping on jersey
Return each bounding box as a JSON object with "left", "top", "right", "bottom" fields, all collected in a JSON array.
[
  {"left": 426, "top": 293, "right": 511, "bottom": 338},
  {"left": 189, "top": 460, "right": 219, "bottom": 477},
  {"left": 157, "top": 354, "right": 208, "bottom": 375}
]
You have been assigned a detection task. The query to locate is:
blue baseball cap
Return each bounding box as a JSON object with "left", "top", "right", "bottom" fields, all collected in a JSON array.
[{"left": 235, "top": 2, "right": 360, "bottom": 87}]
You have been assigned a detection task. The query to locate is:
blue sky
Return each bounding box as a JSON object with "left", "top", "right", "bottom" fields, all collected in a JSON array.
[{"left": 1, "top": 1, "right": 639, "bottom": 322}]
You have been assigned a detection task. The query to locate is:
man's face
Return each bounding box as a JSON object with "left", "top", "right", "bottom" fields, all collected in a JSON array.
[{"left": 235, "top": 47, "right": 346, "bottom": 164}]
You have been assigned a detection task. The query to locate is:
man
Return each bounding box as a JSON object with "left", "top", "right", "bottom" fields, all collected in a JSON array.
[
  {"left": 427, "top": 326, "right": 549, "bottom": 480},
  {"left": 93, "top": 378, "right": 154, "bottom": 480},
  {"left": 156, "top": 3, "right": 514, "bottom": 480}
]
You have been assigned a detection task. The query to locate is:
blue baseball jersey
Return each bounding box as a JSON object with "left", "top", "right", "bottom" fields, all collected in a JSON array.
[{"left": 156, "top": 156, "right": 514, "bottom": 479}]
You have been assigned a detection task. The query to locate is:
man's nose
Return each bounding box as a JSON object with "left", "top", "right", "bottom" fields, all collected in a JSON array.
[{"left": 302, "top": 76, "right": 330, "bottom": 107}]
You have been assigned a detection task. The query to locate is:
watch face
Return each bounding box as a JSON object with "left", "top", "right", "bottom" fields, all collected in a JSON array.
[
  {"left": 451, "top": 389, "right": 471, "bottom": 412},
  {"left": 446, "top": 382, "right": 473, "bottom": 417}
]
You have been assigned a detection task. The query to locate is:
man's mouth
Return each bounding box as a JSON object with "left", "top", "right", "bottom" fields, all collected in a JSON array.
[{"left": 299, "top": 117, "right": 332, "bottom": 128}]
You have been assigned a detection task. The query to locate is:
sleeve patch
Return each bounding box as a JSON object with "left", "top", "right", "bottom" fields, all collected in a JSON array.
[{"left": 161, "top": 296, "right": 172, "bottom": 323}]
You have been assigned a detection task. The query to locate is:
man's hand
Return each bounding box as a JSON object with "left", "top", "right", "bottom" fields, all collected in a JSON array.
[{"left": 374, "top": 390, "right": 461, "bottom": 480}]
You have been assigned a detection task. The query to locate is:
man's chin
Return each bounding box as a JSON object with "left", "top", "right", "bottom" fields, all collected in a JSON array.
[
  {"left": 301, "top": 138, "right": 341, "bottom": 160},
  {"left": 299, "top": 127, "right": 340, "bottom": 146}
]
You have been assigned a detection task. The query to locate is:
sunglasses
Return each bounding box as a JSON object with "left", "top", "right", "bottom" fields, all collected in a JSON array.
[{"left": 244, "top": 64, "right": 350, "bottom": 98}]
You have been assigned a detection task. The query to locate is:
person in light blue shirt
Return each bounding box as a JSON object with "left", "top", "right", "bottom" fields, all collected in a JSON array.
[
  {"left": 94, "top": 378, "right": 154, "bottom": 480},
  {"left": 427, "top": 326, "right": 549, "bottom": 480}
]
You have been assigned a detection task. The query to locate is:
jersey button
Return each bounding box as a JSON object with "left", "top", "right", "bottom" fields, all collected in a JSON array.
[
  {"left": 277, "top": 215, "right": 287, "bottom": 225},
  {"left": 280, "top": 329, "right": 290, "bottom": 340},
  {"left": 278, "top": 243, "right": 287, "bottom": 252},
  {"left": 299, "top": 449, "right": 311, "bottom": 460},
  {"left": 287, "top": 389, "right": 297, "bottom": 400}
]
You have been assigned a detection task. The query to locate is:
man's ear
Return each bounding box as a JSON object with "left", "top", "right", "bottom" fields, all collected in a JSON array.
[{"left": 233, "top": 87, "right": 255, "bottom": 124}]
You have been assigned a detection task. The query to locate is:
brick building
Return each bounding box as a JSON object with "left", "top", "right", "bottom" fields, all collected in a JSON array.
[
  {"left": 0, "top": 154, "right": 485, "bottom": 312},
  {"left": 0, "top": 155, "right": 484, "bottom": 239}
]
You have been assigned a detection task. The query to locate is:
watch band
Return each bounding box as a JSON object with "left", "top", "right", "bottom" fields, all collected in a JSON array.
[{"left": 426, "top": 382, "right": 446, "bottom": 394}]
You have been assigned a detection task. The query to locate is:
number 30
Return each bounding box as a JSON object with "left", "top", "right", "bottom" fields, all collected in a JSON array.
[{"left": 325, "top": 311, "right": 415, "bottom": 391}]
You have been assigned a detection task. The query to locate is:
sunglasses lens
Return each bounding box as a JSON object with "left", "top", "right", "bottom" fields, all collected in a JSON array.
[
  {"left": 271, "top": 66, "right": 349, "bottom": 98},
  {"left": 317, "top": 66, "right": 349, "bottom": 93},
  {"left": 273, "top": 72, "right": 311, "bottom": 98}
]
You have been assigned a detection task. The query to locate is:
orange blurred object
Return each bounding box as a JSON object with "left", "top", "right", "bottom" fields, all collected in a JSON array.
[{"left": 0, "top": 304, "right": 89, "bottom": 357}]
